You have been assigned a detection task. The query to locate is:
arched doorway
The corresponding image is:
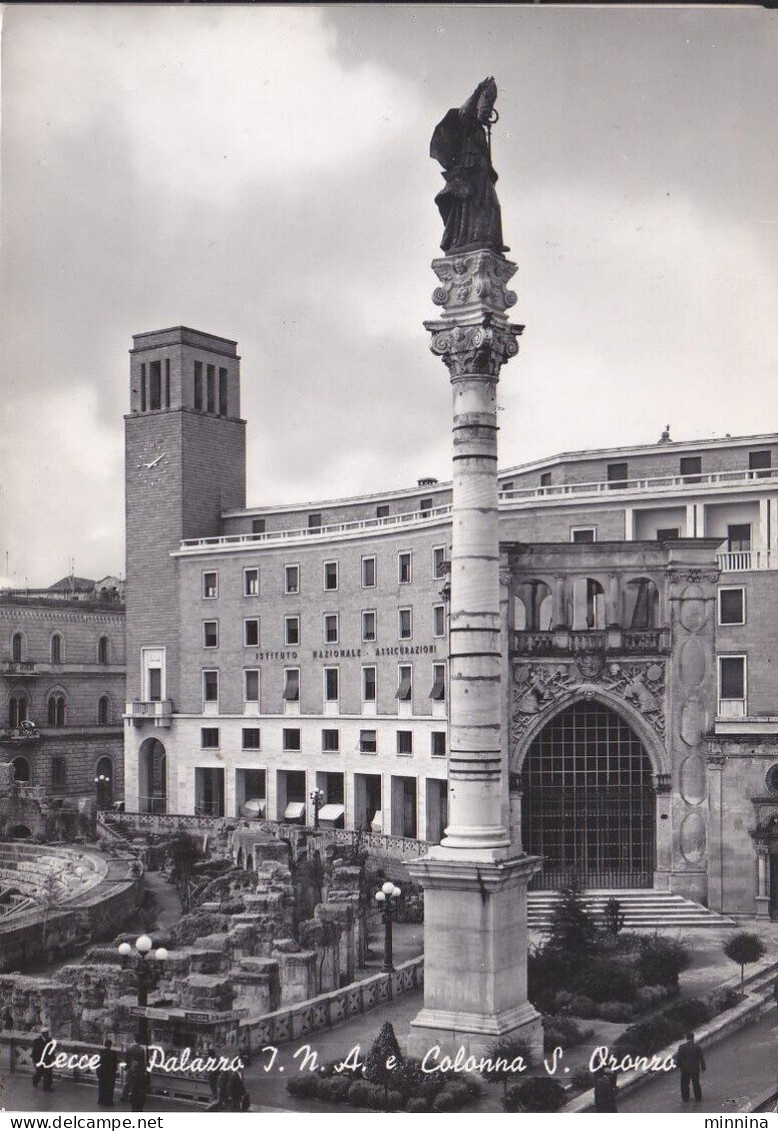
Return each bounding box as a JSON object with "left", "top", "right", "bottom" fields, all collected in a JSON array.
[
  {"left": 12, "top": 757, "right": 30, "bottom": 783},
  {"left": 95, "top": 756, "right": 114, "bottom": 809},
  {"left": 138, "top": 738, "right": 167, "bottom": 814},
  {"left": 521, "top": 699, "right": 655, "bottom": 889}
]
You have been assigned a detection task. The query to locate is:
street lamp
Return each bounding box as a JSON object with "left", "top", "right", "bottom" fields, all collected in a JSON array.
[
  {"left": 374, "top": 881, "right": 401, "bottom": 973},
  {"left": 117, "top": 936, "right": 168, "bottom": 1044},
  {"left": 309, "top": 787, "right": 325, "bottom": 830}
]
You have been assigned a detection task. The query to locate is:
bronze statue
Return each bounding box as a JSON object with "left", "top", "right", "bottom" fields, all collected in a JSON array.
[{"left": 430, "top": 77, "right": 507, "bottom": 256}]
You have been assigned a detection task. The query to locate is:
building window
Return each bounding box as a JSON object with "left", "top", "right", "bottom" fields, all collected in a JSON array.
[
  {"left": 433, "top": 546, "right": 447, "bottom": 579},
  {"left": 242, "top": 728, "right": 261, "bottom": 750},
  {"left": 47, "top": 693, "right": 66, "bottom": 727},
  {"left": 244, "top": 669, "right": 260, "bottom": 707},
  {"left": 285, "top": 616, "right": 300, "bottom": 647},
  {"left": 149, "top": 360, "right": 162, "bottom": 411},
  {"left": 97, "top": 696, "right": 111, "bottom": 725},
  {"left": 766, "top": 765, "right": 778, "bottom": 797},
  {"left": 719, "top": 656, "right": 746, "bottom": 716},
  {"left": 502, "top": 480, "right": 515, "bottom": 493},
  {"left": 252, "top": 518, "right": 266, "bottom": 535},
  {"left": 244, "top": 568, "right": 259, "bottom": 596},
  {"left": 201, "top": 727, "right": 220, "bottom": 749},
  {"left": 97, "top": 635, "right": 110, "bottom": 664},
  {"left": 140, "top": 362, "right": 147, "bottom": 412},
  {"left": 571, "top": 528, "right": 596, "bottom": 543},
  {"left": 397, "top": 730, "right": 413, "bottom": 756},
  {"left": 362, "top": 666, "right": 376, "bottom": 703},
  {"left": 206, "top": 364, "right": 216, "bottom": 413},
  {"left": 361, "top": 556, "right": 376, "bottom": 588},
  {"left": 396, "top": 665, "right": 412, "bottom": 702},
  {"left": 203, "top": 621, "right": 219, "bottom": 649},
  {"left": 362, "top": 610, "right": 377, "bottom": 643},
  {"left": 218, "top": 367, "right": 228, "bottom": 416},
  {"left": 165, "top": 358, "right": 170, "bottom": 409},
  {"left": 719, "top": 587, "right": 746, "bottom": 626},
  {"left": 322, "top": 728, "right": 340, "bottom": 753},
  {"left": 203, "top": 670, "right": 219, "bottom": 705},
  {"left": 540, "top": 472, "right": 552, "bottom": 487},
  {"left": 359, "top": 730, "right": 377, "bottom": 754},
  {"left": 51, "top": 634, "right": 63, "bottom": 664},
  {"left": 51, "top": 757, "right": 67, "bottom": 789},
  {"left": 323, "top": 614, "right": 339, "bottom": 644},
  {"left": 283, "top": 727, "right": 301, "bottom": 751},
  {"left": 202, "top": 571, "right": 218, "bottom": 599},
  {"left": 749, "top": 450, "right": 772, "bottom": 479},
  {"left": 398, "top": 608, "right": 412, "bottom": 640},
  {"left": 244, "top": 619, "right": 260, "bottom": 647},
  {"left": 324, "top": 561, "right": 338, "bottom": 591},
  {"left": 283, "top": 669, "right": 300, "bottom": 702},
  {"left": 419, "top": 497, "right": 433, "bottom": 515},
  {"left": 430, "top": 664, "right": 446, "bottom": 701},
  {"left": 11, "top": 632, "right": 23, "bottom": 662},
  {"left": 376, "top": 504, "right": 390, "bottom": 519},
  {"left": 607, "top": 462, "right": 628, "bottom": 489},
  {"left": 431, "top": 732, "right": 446, "bottom": 758},
  {"left": 656, "top": 528, "right": 680, "bottom": 541},
  {"left": 308, "top": 512, "right": 322, "bottom": 531},
  {"left": 433, "top": 604, "right": 446, "bottom": 637},
  {"left": 727, "top": 524, "right": 751, "bottom": 552},
  {"left": 324, "top": 667, "right": 339, "bottom": 703},
  {"left": 285, "top": 564, "right": 300, "bottom": 595},
  {"left": 680, "top": 455, "right": 702, "bottom": 483},
  {"left": 194, "top": 361, "right": 203, "bottom": 410},
  {"left": 398, "top": 551, "right": 412, "bottom": 584},
  {"left": 148, "top": 667, "right": 162, "bottom": 702},
  {"left": 9, "top": 695, "right": 27, "bottom": 729}
]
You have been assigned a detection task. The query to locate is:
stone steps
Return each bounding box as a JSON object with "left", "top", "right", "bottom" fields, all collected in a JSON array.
[{"left": 527, "top": 889, "right": 736, "bottom": 931}]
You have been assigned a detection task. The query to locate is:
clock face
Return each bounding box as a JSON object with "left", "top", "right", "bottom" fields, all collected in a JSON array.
[{"left": 135, "top": 439, "right": 168, "bottom": 485}]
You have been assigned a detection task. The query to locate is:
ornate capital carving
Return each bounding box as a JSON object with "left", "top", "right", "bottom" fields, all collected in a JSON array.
[
  {"left": 430, "top": 249, "right": 518, "bottom": 320},
  {"left": 667, "top": 567, "right": 720, "bottom": 584},
  {"left": 425, "top": 319, "right": 523, "bottom": 380}
]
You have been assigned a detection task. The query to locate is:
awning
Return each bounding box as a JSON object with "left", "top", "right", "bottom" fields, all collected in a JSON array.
[
  {"left": 282, "top": 670, "right": 300, "bottom": 701},
  {"left": 240, "top": 798, "right": 266, "bottom": 818},
  {"left": 318, "top": 804, "right": 345, "bottom": 823},
  {"left": 429, "top": 671, "right": 445, "bottom": 700},
  {"left": 370, "top": 810, "right": 382, "bottom": 833},
  {"left": 284, "top": 802, "right": 306, "bottom": 820},
  {"left": 395, "top": 672, "right": 412, "bottom": 700}
]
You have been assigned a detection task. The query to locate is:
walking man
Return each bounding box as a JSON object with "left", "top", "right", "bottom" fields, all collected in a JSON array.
[
  {"left": 593, "top": 1066, "right": 618, "bottom": 1112},
  {"left": 676, "top": 1030, "right": 706, "bottom": 1102},
  {"left": 31, "top": 1029, "right": 54, "bottom": 1093},
  {"left": 97, "top": 1039, "right": 119, "bottom": 1107}
]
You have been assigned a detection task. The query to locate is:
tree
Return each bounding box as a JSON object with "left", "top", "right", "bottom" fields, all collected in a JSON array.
[
  {"left": 363, "top": 1021, "right": 404, "bottom": 1108},
  {"left": 723, "top": 932, "right": 765, "bottom": 994},
  {"left": 602, "top": 898, "right": 625, "bottom": 936},
  {"left": 481, "top": 1037, "right": 533, "bottom": 1102},
  {"left": 547, "top": 875, "right": 598, "bottom": 955},
  {"left": 166, "top": 830, "right": 200, "bottom": 905}
]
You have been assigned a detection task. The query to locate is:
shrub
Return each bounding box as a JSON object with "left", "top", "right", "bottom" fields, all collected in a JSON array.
[
  {"left": 460, "top": 1074, "right": 483, "bottom": 1099},
  {"left": 395, "top": 1058, "right": 443, "bottom": 1103},
  {"left": 547, "top": 877, "right": 598, "bottom": 956},
  {"left": 637, "top": 934, "right": 690, "bottom": 987},
  {"left": 724, "top": 932, "right": 766, "bottom": 993},
  {"left": 708, "top": 986, "right": 743, "bottom": 1014},
  {"left": 406, "top": 1097, "right": 429, "bottom": 1112},
  {"left": 567, "top": 993, "right": 598, "bottom": 1019},
  {"left": 347, "top": 1080, "right": 372, "bottom": 1108},
  {"left": 431, "top": 1089, "right": 458, "bottom": 1112},
  {"left": 635, "top": 984, "right": 670, "bottom": 1009},
  {"left": 504, "top": 1078, "right": 567, "bottom": 1113},
  {"left": 663, "top": 996, "right": 712, "bottom": 1031},
  {"left": 542, "top": 1014, "right": 593, "bottom": 1051},
  {"left": 384, "top": 1088, "right": 404, "bottom": 1111},
  {"left": 528, "top": 947, "right": 574, "bottom": 1005},
  {"left": 570, "top": 1067, "right": 595, "bottom": 1093},
  {"left": 597, "top": 1000, "right": 636, "bottom": 1023},
  {"left": 602, "top": 898, "right": 625, "bottom": 936},
  {"left": 442, "top": 1081, "right": 472, "bottom": 1109},
  {"left": 316, "top": 1076, "right": 352, "bottom": 1104},
  {"left": 614, "top": 995, "right": 712, "bottom": 1057},
  {"left": 575, "top": 956, "right": 638, "bottom": 1003},
  {"left": 286, "top": 1074, "right": 321, "bottom": 1099},
  {"left": 481, "top": 1037, "right": 533, "bottom": 1099}
]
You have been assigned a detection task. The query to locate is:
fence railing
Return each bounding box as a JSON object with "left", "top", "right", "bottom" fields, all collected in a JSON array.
[{"left": 717, "top": 549, "right": 777, "bottom": 572}]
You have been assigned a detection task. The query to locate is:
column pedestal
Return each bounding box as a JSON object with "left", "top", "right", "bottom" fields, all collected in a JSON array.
[{"left": 406, "top": 850, "right": 543, "bottom": 1061}]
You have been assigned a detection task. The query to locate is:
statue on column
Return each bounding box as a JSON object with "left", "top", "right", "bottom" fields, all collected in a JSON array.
[{"left": 430, "top": 76, "right": 508, "bottom": 256}]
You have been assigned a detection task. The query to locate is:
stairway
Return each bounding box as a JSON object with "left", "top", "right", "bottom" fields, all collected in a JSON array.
[{"left": 527, "top": 889, "right": 736, "bottom": 932}]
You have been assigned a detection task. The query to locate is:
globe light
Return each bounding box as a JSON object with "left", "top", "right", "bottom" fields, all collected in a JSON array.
[
  {"left": 118, "top": 942, "right": 132, "bottom": 957},
  {"left": 375, "top": 891, "right": 386, "bottom": 903},
  {"left": 392, "top": 886, "right": 402, "bottom": 899},
  {"left": 135, "top": 935, "right": 153, "bottom": 954},
  {"left": 381, "top": 881, "right": 395, "bottom": 896},
  {"left": 154, "top": 947, "right": 169, "bottom": 962}
]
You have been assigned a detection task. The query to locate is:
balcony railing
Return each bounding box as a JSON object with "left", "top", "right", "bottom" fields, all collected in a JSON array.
[
  {"left": 717, "top": 549, "right": 777, "bottom": 572},
  {"left": 1, "top": 660, "right": 40, "bottom": 676},
  {"left": 0, "top": 726, "right": 41, "bottom": 746},
  {"left": 125, "top": 700, "right": 173, "bottom": 728},
  {"left": 513, "top": 627, "right": 669, "bottom": 656},
  {"left": 501, "top": 466, "right": 778, "bottom": 503}
]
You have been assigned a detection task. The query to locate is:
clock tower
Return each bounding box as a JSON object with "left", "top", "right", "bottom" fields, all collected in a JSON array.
[{"left": 124, "top": 327, "right": 246, "bottom": 801}]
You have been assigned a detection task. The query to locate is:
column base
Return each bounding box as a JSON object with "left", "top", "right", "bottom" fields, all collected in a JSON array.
[
  {"left": 755, "top": 895, "right": 771, "bottom": 920},
  {"left": 407, "top": 1002, "right": 543, "bottom": 1062}
]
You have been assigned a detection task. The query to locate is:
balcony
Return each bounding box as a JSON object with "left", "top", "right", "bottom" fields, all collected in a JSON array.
[
  {"left": 1, "top": 660, "right": 42, "bottom": 677},
  {"left": 1, "top": 660, "right": 127, "bottom": 677},
  {"left": 0, "top": 725, "right": 41, "bottom": 746},
  {"left": 513, "top": 628, "right": 670, "bottom": 657},
  {"left": 501, "top": 466, "right": 778, "bottom": 504},
  {"left": 717, "top": 549, "right": 777, "bottom": 572},
  {"left": 125, "top": 700, "right": 173, "bottom": 728}
]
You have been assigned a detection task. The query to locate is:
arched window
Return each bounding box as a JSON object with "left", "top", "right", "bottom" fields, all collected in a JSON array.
[
  {"left": 98, "top": 636, "right": 110, "bottom": 665},
  {"left": 97, "top": 695, "right": 111, "bottom": 725},
  {"left": 625, "top": 577, "right": 660, "bottom": 630},
  {"left": 572, "top": 578, "right": 606, "bottom": 630},
  {"left": 51, "top": 634, "right": 63, "bottom": 664},
  {"left": 47, "top": 693, "right": 66, "bottom": 727},
  {"left": 11, "top": 633, "right": 23, "bottom": 662},
  {"left": 8, "top": 695, "right": 27, "bottom": 729}
]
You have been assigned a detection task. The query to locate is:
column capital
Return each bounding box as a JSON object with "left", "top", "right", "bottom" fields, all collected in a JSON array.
[
  {"left": 425, "top": 318, "right": 523, "bottom": 380},
  {"left": 430, "top": 249, "right": 519, "bottom": 324}
]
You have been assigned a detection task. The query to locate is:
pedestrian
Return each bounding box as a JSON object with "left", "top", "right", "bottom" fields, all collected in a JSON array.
[
  {"left": 593, "top": 1066, "right": 618, "bottom": 1112},
  {"left": 773, "top": 974, "right": 778, "bottom": 1011},
  {"left": 97, "top": 1039, "right": 119, "bottom": 1107},
  {"left": 121, "top": 1033, "right": 148, "bottom": 1113},
  {"left": 676, "top": 1030, "right": 706, "bottom": 1102},
  {"left": 205, "top": 1045, "right": 220, "bottom": 1102},
  {"left": 31, "top": 1028, "right": 54, "bottom": 1092}
]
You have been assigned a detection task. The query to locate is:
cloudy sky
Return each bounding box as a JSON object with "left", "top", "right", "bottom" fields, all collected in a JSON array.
[{"left": 1, "top": 4, "right": 777, "bottom": 587}]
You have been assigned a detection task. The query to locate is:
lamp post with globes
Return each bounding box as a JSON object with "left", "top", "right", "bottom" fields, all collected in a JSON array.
[
  {"left": 374, "top": 881, "right": 401, "bottom": 973},
  {"left": 310, "top": 787, "right": 325, "bottom": 830},
  {"left": 117, "top": 936, "right": 168, "bottom": 1045}
]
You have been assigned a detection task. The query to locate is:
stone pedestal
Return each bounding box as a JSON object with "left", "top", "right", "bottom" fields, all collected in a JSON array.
[{"left": 406, "top": 851, "right": 542, "bottom": 1059}]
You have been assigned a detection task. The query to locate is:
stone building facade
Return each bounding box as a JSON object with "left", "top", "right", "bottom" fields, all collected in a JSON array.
[
  {"left": 0, "top": 581, "right": 125, "bottom": 805},
  {"left": 122, "top": 325, "right": 778, "bottom": 918}
]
